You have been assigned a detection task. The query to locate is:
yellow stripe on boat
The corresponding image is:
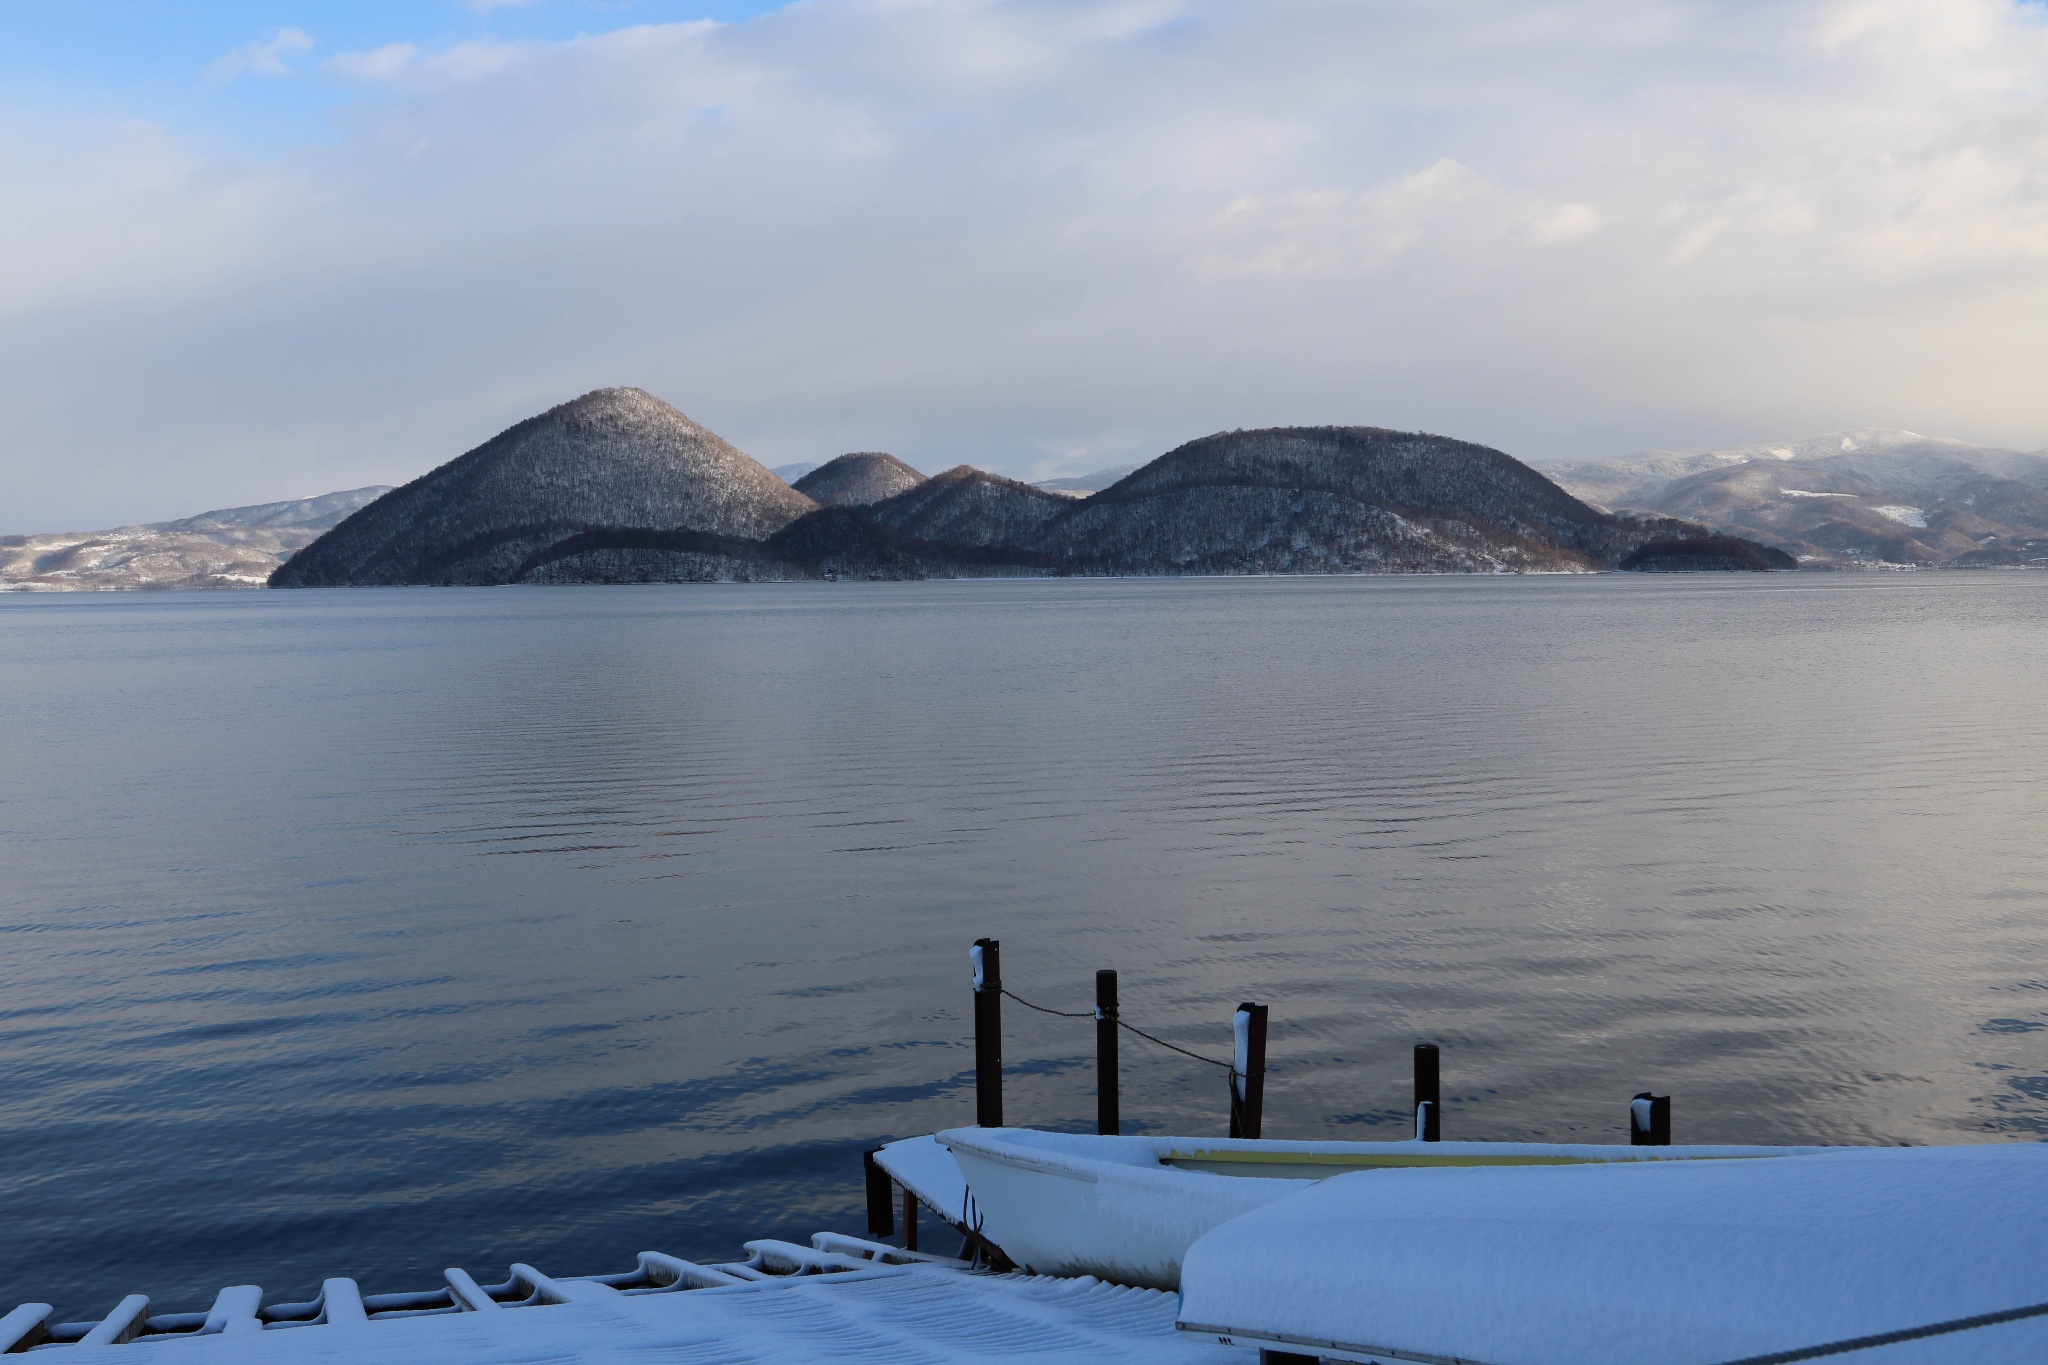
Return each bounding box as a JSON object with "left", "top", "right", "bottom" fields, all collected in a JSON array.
[
  {"left": 1159, "top": 1149, "right": 1768, "bottom": 1177},
  {"left": 1162, "top": 1151, "right": 1595, "bottom": 1175}
]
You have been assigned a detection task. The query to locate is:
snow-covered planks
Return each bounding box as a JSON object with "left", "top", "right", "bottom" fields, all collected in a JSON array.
[{"left": 8, "top": 1235, "right": 1240, "bottom": 1365}]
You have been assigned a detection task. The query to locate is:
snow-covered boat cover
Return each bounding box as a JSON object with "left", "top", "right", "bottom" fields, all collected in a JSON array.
[{"left": 1176, "top": 1143, "right": 2048, "bottom": 1365}]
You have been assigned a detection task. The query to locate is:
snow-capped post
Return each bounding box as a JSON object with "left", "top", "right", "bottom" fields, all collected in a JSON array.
[
  {"left": 1631, "top": 1092, "right": 1671, "bottom": 1146},
  {"left": 971, "top": 938, "right": 1003, "bottom": 1127},
  {"left": 1414, "top": 1043, "right": 1441, "bottom": 1142},
  {"left": 1229, "top": 1002, "right": 1268, "bottom": 1139},
  {"left": 1095, "top": 969, "right": 1120, "bottom": 1136},
  {"left": 862, "top": 1148, "right": 894, "bottom": 1238}
]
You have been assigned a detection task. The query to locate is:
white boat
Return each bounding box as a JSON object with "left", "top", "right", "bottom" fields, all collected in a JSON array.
[{"left": 932, "top": 1127, "right": 1838, "bottom": 1289}]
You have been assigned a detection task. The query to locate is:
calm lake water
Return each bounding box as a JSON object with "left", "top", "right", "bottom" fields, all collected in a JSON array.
[{"left": 3, "top": 575, "right": 2046, "bottom": 1316}]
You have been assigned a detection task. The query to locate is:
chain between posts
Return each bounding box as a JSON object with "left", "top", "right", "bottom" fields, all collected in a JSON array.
[{"left": 1000, "top": 988, "right": 1235, "bottom": 1070}]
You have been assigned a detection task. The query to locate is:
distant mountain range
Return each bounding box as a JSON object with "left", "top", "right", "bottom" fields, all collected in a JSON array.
[
  {"left": 269, "top": 388, "right": 1784, "bottom": 587},
  {"left": 778, "top": 457, "right": 1138, "bottom": 498},
  {"left": 56, "top": 396, "right": 1991, "bottom": 591},
  {"left": 1538, "top": 431, "right": 2048, "bottom": 567},
  {"left": 2, "top": 487, "right": 391, "bottom": 591},
  {"left": 1035, "top": 465, "right": 1139, "bottom": 495}
]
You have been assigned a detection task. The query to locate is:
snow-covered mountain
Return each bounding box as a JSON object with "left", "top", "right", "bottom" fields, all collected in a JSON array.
[
  {"left": 766, "top": 426, "right": 1783, "bottom": 577},
  {"left": 863, "top": 466, "right": 1073, "bottom": 548},
  {"left": 1, "top": 487, "right": 391, "bottom": 591},
  {"left": 270, "top": 394, "right": 1784, "bottom": 585},
  {"left": 1028, "top": 426, "right": 1742, "bottom": 575},
  {"left": 272, "top": 388, "right": 815, "bottom": 587},
  {"left": 792, "top": 453, "right": 926, "bottom": 507},
  {"left": 156, "top": 488, "right": 394, "bottom": 533},
  {"left": 1538, "top": 430, "right": 2048, "bottom": 566},
  {"left": 1034, "top": 465, "right": 1139, "bottom": 496}
]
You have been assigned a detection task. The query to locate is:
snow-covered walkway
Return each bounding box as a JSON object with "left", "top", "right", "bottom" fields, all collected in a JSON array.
[{"left": 3, "top": 1236, "right": 1237, "bottom": 1364}]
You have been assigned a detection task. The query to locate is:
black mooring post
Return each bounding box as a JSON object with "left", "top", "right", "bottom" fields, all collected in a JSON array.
[
  {"left": 1415, "top": 1043, "right": 1442, "bottom": 1142},
  {"left": 901, "top": 1186, "right": 918, "bottom": 1251},
  {"left": 1096, "top": 969, "right": 1120, "bottom": 1136},
  {"left": 1631, "top": 1092, "right": 1672, "bottom": 1146},
  {"left": 1229, "top": 1001, "right": 1269, "bottom": 1139},
  {"left": 972, "top": 938, "right": 1003, "bottom": 1127},
  {"left": 862, "top": 1148, "right": 895, "bottom": 1238}
]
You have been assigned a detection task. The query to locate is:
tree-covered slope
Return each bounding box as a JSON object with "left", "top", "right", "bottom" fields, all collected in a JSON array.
[
  {"left": 862, "top": 467, "right": 1074, "bottom": 548},
  {"left": 273, "top": 403, "right": 1782, "bottom": 586},
  {"left": 1032, "top": 426, "right": 1706, "bottom": 573},
  {"left": 792, "top": 453, "right": 926, "bottom": 507},
  {"left": 271, "top": 388, "right": 814, "bottom": 587}
]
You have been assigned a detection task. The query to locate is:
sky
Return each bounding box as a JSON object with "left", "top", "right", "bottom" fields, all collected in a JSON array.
[{"left": 4, "top": 0, "right": 2048, "bottom": 531}]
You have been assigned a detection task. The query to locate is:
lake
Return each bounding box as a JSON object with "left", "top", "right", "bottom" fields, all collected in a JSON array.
[{"left": 2, "top": 574, "right": 2045, "bottom": 1316}]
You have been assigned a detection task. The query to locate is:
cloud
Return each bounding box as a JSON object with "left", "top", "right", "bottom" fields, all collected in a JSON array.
[
  {"left": 1531, "top": 204, "right": 1601, "bottom": 245},
  {"left": 7, "top": 0, "right": 2048, "bottom": 529},
  {"left": 326, "top": 43, "right": 420, "bottom": 83},
  {"left": 206, "top": 27, "right": 315, "bottom": 82}
]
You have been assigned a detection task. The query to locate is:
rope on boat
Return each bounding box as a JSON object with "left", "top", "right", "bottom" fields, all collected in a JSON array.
[
  {"left": 1000, "top": 988, "right": 1234, "bottom": 1069},
  {"left": 1710, "top": 1297, "right": 2048, "bottom": 1364}
]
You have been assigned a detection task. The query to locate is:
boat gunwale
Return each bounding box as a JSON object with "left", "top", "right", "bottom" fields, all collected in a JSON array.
[{"left": 1159, "top": 1149, "right": 1785, "bottom": 1172}]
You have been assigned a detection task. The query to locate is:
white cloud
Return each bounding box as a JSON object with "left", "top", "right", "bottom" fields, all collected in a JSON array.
[
  {"left": 206, "top": 27, "right": 315, "bottom": 83},
  {"left": 1531, "top": 204, "right": 1601, "bottom": 245},
  {"left": 326, "top": 43, "right": 420, "bottom": 83},
  {"left": 7, "top": 0, "right": 2048, "bottom": 529}
]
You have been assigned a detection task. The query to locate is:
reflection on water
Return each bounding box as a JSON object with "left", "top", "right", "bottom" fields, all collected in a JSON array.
[{"left": 2, "top": 575, "right": 2045, "bottom": 1314}]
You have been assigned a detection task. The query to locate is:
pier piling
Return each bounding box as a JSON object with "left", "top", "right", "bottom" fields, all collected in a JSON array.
[
  {"left": 1096, "top": 970, "right": 1120, "bottom": 1136},
  {"left": 1415, "top": 1043, "right": 1441, "bottom": 1142},
  {"left": 862, "top": 1149, "right": 894, "bottom": 1238},
  {"left": 971, "top": 939, "right": 1003, "bottom": 1127},
  {"left": 1631, "top": 1092, "right": 1671, "bottom": 1146},
  {"left": 1230, "top": 1002, "right": 1268, "bottom": 1139}
]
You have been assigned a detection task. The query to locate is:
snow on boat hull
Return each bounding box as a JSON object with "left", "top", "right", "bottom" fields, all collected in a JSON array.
[{"left": 940, "top": 1128, "right": 1834, "bottom": 1290}]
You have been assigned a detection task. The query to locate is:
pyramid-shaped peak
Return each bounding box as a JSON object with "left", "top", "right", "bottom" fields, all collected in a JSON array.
[
  {"left": 539, "top": 386, "right": 713, "bottom": 428},
  {"left": 794, "top": 452, "right": 927, "bottom": 507},
  {"left": 272, "top": 387, "right": 815, "bottom": 587}
]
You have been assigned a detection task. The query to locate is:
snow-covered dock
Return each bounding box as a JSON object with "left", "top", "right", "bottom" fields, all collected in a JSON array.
[
  {"left": 16, "top": 1133, "right": 2048, "bottom": 1363},
  {"left": 0, "top": 1234, "right": 1237, "bottom": 1364}
]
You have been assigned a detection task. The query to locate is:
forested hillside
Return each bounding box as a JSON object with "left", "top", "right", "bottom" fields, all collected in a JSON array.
[
  {"left": 273, "top": 398, "right": 1785, "bottom": 587},
  {"left": 272, "top": 388, "right": 814, "bottom": 587}
]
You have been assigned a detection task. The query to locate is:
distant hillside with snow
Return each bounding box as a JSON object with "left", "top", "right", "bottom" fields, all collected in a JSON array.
[
  {"left": 1034, "top": 465, "right": 1138, "bottom": 496},
  {"left": 1539, "top": 431, "right": 2048, "bottom": 566},
  {"left": 1, "top": 487, "right": 391, "bottom": 591}
]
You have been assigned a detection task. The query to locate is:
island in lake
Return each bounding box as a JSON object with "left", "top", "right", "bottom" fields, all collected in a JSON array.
[{"left": 269, "top": 388, "right": 1789, "bottom": 587}]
